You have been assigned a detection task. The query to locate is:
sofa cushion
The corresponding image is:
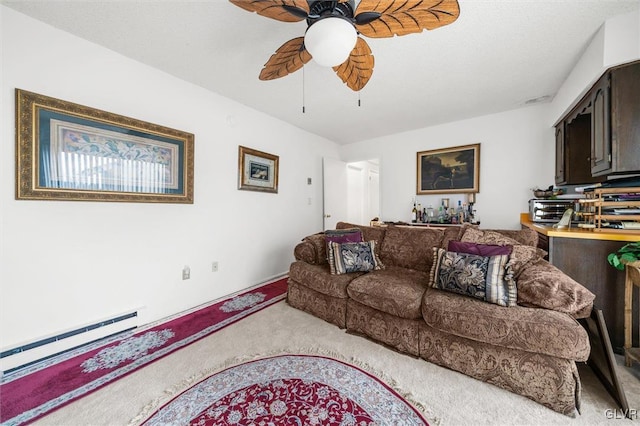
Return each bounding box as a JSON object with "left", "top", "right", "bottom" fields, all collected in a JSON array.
[
  {"left": 441, "top": 224, "right": 470, "bottom": 249},
  {"left": 491, "top": 228, "right": 539, "bottom": 247},
  {"left": 347, "top": 266, "right": 429, "bottom": 319},
  {"left": 516, "top": 259, "right": 595, "bottom": 318},
  {"left": 288, "top": 261, "right": 362, "bottom": 299},
  {"left": 328, "top": 241, "right": 384, "bottom": 275},
  {"left": 380, "top": 226, "right": 444, "bottom": 272},
  {"left": 460, "top": 227, "right": 545, "bottom": 277},
  {"left": 422, "top": 288, "right": 590, "bottom": 361},
  {"left": 430, "top": 248, "right": 517, "bottom": 307},
  {"left": 336, "top": 222, "right": 386, "bottom": 248}
]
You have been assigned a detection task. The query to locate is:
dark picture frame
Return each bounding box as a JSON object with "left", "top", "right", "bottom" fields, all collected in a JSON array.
[
  {"left": 238, "top": 146, "right": 279, "bottom": 193},
  {"left": 15, "top": 89, "right": 194, "bottom": 203},
  {"left": 416, "top": 143, "right": 480, "bottom": 195}
]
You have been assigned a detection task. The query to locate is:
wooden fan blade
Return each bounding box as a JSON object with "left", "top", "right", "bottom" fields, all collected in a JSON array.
[
  {"left": 229, "top": 0, "right": 309, "bottom": 23},
  {"left": 259, "top": 37, "right": 312, "bottom": 81},
  {"left": 355, "top": 0, "right": 460, "bottom": 38},
  {"left": 333, "top": 37, "right": 374, "bottom": 91}
]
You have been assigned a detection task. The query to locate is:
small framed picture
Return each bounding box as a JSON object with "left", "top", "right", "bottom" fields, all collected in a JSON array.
[{"left": 238, "top": 146, "right": 279, "bottom": 193}]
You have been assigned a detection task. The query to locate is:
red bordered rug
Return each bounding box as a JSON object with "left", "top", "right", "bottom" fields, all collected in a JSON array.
[
  {"left": 135, "top": 354, "right": 429, "bottom": 425},
  {"left": 0, "top": 278, "right": 288, "bottom": 425}
]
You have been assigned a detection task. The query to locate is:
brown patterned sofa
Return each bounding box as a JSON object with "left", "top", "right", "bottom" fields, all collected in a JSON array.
[{"left": 287, "top": 222, "right": 595, "bottom": 416}]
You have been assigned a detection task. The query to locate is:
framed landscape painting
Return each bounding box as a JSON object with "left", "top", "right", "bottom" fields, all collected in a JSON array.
[
  {"left": 238, "top": 146, "right": 279, "bottom": 193},
  {"left": 15, "top": 89, "right": 194, "bottom": 203},
  {"left": 416, "top": 143, "right": 480, "bottom": 195}
]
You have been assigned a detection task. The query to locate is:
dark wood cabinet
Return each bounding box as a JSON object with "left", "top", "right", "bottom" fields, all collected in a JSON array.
[
  {"left": 555, "top": 99, "right": 603, "bottom": 185},
  {"left": 555, "top": 124, "right": 565, "bottom": 184},
  {"left": 591, "top": 72, "right": 611, "bottom": 175},
  {"left": 555, "top": 60, "right": 640, "bottom": 184},
  {"left": 610, "top": 63, "right": 640, "bottom": 175}
]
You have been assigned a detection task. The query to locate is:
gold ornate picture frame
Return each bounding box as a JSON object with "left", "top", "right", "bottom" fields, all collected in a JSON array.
[
  {"left": 238, "top": 146, "right": 279, "bottom": 194},
  {"left": 417, "top": 143, "right": 480, "bottom": 195},
  {"left": 15, "top": 89, "right": 194, "bottom": 203}
]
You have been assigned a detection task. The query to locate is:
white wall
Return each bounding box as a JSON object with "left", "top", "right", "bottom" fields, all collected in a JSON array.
[
  {"left": 548, "top": 9, "right": 640, "bottom": 125},
  {"left": 340, "top": 104, "right": 555, "bottom": 230},
  {"left": 340, "top": 10, "right": 640, "bottom": 232},
  {"left": 0, "top": 7, "right": 339, "bottom": 350}
]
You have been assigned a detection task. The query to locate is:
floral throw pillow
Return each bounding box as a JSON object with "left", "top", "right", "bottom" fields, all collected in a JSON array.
[
  {"left": 430, "top": 248, "right": 517, "bottom": 307},
  {"left": 460, "top": 228, "right": 544, "bottom": 278},
  {"left": 328, "top": 241, "right": 384, "bottom": 275},
  {"left": 324, "top": 228, "right": 363, "bottom": 260}
]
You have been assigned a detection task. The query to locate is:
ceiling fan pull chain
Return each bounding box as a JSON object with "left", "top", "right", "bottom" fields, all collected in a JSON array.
[
  {"left": 302, "top": 65, "right": 306, "bottom": 114},
  {"left": 358, "top": 91, "right": 361, "bottom": 107}
]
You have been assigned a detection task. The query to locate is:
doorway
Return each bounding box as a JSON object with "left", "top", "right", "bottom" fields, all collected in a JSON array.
[{"left": 323, "top": 158, "right": 380, "bottom": 230}]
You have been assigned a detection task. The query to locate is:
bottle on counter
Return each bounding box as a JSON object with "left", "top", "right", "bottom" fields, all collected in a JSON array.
[
  {"left": 426, "top": 205, "right": 434, "bottom": 223},
  {"left": 456, "top": 200, "right": 464, "bottom": 223},
  {"left": 417, "top": 203, "right": 422, "bottom": 222},
  {"left": 448, "top": 207, "right": 455, "bottom": 223},
  {"left": 411, "top": 201, "right": 417, "bottom": 223}
]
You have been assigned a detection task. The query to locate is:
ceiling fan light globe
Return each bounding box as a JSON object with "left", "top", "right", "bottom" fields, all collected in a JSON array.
[{"left": 304, "top": 17, "right": 357, "bottom": 67}]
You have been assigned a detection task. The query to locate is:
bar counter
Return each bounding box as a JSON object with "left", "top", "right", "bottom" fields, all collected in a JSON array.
[
  {"left": 520, "top": 213, "right": 638, "bottom": 353},
  {"left": 520, "top": 213, "right": 640, "bottom": 242}
]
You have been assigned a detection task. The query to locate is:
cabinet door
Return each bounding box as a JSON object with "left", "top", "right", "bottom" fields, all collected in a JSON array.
[
  {"left": 562, "top": 98, "right": 603, "bottom": 185},
  {"left": 610, "top": 62, "right": 640, "bottom": 175},
  {"left": 591, "top": 73, "right": 611, "bottom": 176},
  {"left": 555, "top": 124, "right": 565, "bottom": 184}
]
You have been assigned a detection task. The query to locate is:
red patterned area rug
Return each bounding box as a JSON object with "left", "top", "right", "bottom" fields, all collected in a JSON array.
[
  {"left": 134, "top": 354, "right": 429, "bottom": 426},
  {"left": 0, "top": 278, "right": 288, "bottom": 426}
]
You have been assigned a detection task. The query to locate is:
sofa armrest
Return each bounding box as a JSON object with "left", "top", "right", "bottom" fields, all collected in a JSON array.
[
  {"left": 294, "top": 233, "right": 327, "bottom": 265},
  {"left": 516, "top": 259, "right": 595, "bottom": 319}
]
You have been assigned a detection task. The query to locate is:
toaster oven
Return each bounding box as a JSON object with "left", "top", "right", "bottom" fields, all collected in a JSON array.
[{"left": 528, "top": 199, "right": 575, "bottom": 223}]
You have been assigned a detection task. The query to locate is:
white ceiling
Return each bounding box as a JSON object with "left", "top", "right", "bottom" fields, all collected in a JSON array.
[{"left": 3, "top": 0, "right": 639, "bottom": 144}]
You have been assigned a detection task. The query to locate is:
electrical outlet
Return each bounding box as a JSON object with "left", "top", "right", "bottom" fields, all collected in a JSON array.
[
  {"left": 212, "top": 261, "right": 219, "bottom": 272},
  {"left": 182, "top": 266, "right": 190, "bottom": 280}
]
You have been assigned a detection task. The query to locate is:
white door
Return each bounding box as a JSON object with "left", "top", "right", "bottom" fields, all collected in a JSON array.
[{"left": 322, "top": 157, "right": 348, "bottom": 230}]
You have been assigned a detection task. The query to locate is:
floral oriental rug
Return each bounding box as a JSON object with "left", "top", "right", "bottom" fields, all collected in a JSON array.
[
  {"left": 0, "top": 278, "right": 288, "bottom": 426},
  {"left": 135, "top": 355, "right": 429, "bottom": 426}
]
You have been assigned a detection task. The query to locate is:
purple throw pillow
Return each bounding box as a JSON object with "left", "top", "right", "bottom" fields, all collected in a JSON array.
[
  {"left": 325, "top": 228, "right": 363, "bottom": 246},
  {"left": 448, "top": 240, "right": 512, "bottom": 256},
  {"left": 324, "top": 229, "right": 364, "bottom": 260}
]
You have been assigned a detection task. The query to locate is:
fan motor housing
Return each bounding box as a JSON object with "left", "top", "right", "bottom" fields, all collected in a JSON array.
[{"left": 307, "top": 0, "right": 355, "bottom": 25}]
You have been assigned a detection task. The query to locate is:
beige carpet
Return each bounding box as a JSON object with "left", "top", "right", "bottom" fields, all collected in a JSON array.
[{"left": 34, "top": 301, "right": 640, "bottom": 425}]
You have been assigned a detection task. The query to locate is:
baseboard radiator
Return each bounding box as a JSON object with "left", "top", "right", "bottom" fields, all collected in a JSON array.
[{"left": 1, "top": 311, "right": 138, "bottom": 374}]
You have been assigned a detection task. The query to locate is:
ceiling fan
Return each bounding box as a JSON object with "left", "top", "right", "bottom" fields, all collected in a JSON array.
[{"left": 229, "top": 0, "right": 461, "bottom": 91}]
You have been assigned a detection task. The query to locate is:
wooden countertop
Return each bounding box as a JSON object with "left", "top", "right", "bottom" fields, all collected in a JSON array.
[{"left": 520, "top": 213, "right": 640, "bottom": 242}]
